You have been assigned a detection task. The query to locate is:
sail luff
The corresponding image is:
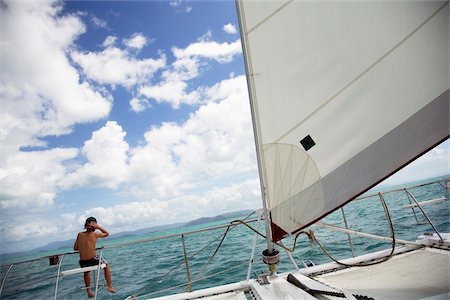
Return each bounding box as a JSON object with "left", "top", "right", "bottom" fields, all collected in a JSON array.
[{"left": 235, "top": 0, "right": 274, "bottom": 252}]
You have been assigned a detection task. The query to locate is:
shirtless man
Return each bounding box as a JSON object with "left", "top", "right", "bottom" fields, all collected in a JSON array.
[{"left": 74, "top": 217, "right": 116, "bottom": 298}]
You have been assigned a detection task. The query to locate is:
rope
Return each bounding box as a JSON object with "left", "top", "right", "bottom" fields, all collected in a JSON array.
[
  {"left": 312, "top": 193, "right": 396, "bottom": 267},
  {"left": 233, "top": 192, "right": 397, "bottom": 267},
  {"left": 287, "top": 273, "right": 374, "bottom": 300},
  {"left": 132, "top": 211, "right": 257, "bottom": 297},
  {"left": 194, "top": 210, "right": 256, "bottom": 277}
]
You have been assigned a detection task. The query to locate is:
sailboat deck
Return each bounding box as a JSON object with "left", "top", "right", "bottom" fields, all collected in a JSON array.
[
  {"left": 147, "top": 247, "right": 450, "bottom": 300},
  {"left": 314, "top": 248, "right": 450, "bottom": 300}
]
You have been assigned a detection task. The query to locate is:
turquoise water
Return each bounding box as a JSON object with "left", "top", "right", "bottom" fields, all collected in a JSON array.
[{"left": 1, "top": 177, "right": 449, "bottom": 300}]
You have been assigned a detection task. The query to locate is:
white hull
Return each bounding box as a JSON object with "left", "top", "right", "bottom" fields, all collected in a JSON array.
[{"left": 146, "top": 244, "right": 450, "bottom": 300}]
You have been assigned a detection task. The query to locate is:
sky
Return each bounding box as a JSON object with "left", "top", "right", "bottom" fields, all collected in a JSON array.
[{"left": 0, "top": 0, "right": 449, "bottom": 254}]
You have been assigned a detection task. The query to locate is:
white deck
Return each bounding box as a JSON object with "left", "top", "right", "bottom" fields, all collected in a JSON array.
[
  {"left": 315, "top": 248, "right": 450, "bottom": 300},
  {"left": 145, "top": 246, "right": 450, "bottom": 300}
]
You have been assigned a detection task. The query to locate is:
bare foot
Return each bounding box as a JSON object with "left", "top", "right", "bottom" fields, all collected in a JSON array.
[
  {"left": 86, "top": 288, "right": 94, "bottom": 298},
  {"left": 107, "top": 286, "right": 116, "bottom": 293}
]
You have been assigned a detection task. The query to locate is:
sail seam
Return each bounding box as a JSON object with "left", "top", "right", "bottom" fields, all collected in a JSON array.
[
  {"left": 247, "top": 0, "right": 293, "bottom": 34},
  {"left": 272, "top": 1, "right": 449, "bottom": 145}
]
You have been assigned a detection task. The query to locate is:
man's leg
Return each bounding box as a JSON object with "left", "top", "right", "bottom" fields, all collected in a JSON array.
[
  {"left": 104, "top": 265, "right": 116, "bottom": 293},
  {"left": 83, "top": 271, "right": 94, "bottom": 298}
]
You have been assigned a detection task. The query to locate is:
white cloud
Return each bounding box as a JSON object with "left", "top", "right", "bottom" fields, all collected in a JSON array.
[
  {"left": 123, "top": 33, "right": 148, "bottom": 49},
  {"left": 223, "top": 23, "right": 237, "bottom": 34},
  {"left": 0, "top": 1, "right": 253, "bottom": 253},
  {"left": 91, "top": 15, "right": 108, "bottom": 29},
  {"left": 166, "top": 57, "right": 200, "bottom": 81},
  {"left": 169, "top": 1, "right": 182, "bottom": 7},
  {"left": 78, "top": 178, "right": 260, "bottom": 233},
  {"left": 60, "top": 121, "right": 130, "bottom": 189},
  {"left": 83, "top": 199, "right": 170, "bottom": 228},
  {"left": 173, "top": 39, "right": 242, "bottom": 63},
  {"left": 0, "top": 1, "right": 112, "bottom": 159},
  {"left": 198, "top": 30, "right": 213, "bottom": 42},
  {"left": 0, "top": 0, "right": 113, "bottom": 211},
  {"left": 4, "top": 220, "right": 59, "bottom": 243},
  {"left": 169, "top": 0, "right": 191, "bottom": 13},
  {"left": 139, "top": 80, "right": 199, "bottom": 108},
  {"left": 71, "top": 47, "right": 166, "bottom": 88},
  {"left": 180, "top": 179, "right": 261, "bottom": 219},
  {"left": 131, "top": 76, "right": 257, "bottom": 198},
  {"left": 173, "top": 77, "right": 256, "bottom": 177},
  {"left": 102, "top": 35, "right": 117, "bottom": 48},
  {"left": 0, "top": 212, "right": 80, "bottom": 253},
  {"left": 130, "top": 97, "right": 151, "bottom": 112},
  {"left": 137, "top": 37, "right": 242, "bottom": 109},
  {"left": 0, "top": 148, "right": 79, "bottom": 209}
]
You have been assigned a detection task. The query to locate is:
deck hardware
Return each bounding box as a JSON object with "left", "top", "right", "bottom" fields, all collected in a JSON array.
[
  {"left": 262, "top": 248, "right": 280, "bottom": 274},
  {"left": 256, "top": 274, "right": 270, "bottom": 285}
]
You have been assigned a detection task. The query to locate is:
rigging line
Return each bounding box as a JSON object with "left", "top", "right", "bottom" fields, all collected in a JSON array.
[
  {"left": 230, "top": 219, "right": 310, "bottom": 253},
  {"left": 134, "top": 211, "right": 257, "bottom": 296},
  {"left": 192, "top": 210, "right": 257, "bottom": 279},
  {"left": 132, "top": 228, "right": 232, "bottom": 296},
  {"left": 232, "top": 190, "right": 397, "bottom": 266},
  {"left": 273, "top": 1, "right": 449, "bottom": 145},
  {"left": 312, "top": 193, "right": 397, "bottom": 267},
  {"left": 195, "top": 226, "right": 231, "bottom": 277}
]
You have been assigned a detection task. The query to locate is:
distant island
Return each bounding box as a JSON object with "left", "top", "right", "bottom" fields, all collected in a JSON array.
[
  {"left": 0, "top": 209, "right": 256, "bottom": 261},
  {"left": 183, "top": 210, "right": 255, "bottom": 227}
]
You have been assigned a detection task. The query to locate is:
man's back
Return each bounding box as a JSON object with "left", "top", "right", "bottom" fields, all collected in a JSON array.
[{"left": 75, "top": 231, "right": 98, "bottom": 260}]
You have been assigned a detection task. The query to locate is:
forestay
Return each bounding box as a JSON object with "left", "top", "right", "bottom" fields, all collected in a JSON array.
[{"left": 237, "top": 0, "right": 449, "bottom": 241}]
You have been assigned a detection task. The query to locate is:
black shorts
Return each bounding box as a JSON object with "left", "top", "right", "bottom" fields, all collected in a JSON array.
[{"left": 79, "top": 256, "right": 108, "bottom": 268}]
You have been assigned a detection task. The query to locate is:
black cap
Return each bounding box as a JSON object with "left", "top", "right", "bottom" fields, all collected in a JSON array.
[{"left": 84, "top": 217, "right": 97, "bottom": 226}]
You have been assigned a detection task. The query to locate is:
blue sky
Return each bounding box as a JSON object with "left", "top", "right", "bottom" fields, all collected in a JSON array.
[{"left": 1, "top": 0, "right": 448, "bottom": 254}]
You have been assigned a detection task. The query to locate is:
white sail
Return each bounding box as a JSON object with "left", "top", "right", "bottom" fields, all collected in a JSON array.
[{"left": 237, "top": 0, "right": 449, "bottom": 241}]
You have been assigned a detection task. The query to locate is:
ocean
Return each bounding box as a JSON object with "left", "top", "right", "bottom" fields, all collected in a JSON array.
[{"left": 1, "top": 177, "right": 449, "bottom": 300}]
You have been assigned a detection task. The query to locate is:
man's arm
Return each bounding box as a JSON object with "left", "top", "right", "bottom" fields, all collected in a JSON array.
[
  {"left": 74, "top": 233, "right": 80, "bottom": 251},
  {"left": 91, "top": 222, "right": 109, "bottom": 238}
]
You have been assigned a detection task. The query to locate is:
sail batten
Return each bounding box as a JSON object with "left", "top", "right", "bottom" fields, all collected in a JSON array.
[{"left": 237, "top": 0, "right": 449, "bottom": 242}]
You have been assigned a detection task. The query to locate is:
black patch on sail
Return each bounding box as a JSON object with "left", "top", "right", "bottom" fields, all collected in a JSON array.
[{"left": 300, "top": 135, "right": 315, "bottom": 151}]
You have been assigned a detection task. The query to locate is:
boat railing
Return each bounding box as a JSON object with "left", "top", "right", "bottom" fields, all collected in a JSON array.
[
  {"left": 0, "top": 215, "right": 261, "bottom": 300},
  {"left": 323, "top": 179, "right": 449, "bottom": 256},
  {"left": 0, "top": 179, "right": 448, "bottom": 299}
]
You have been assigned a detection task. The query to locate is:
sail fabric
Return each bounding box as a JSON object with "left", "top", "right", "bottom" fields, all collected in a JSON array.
[{"left": 237, "top": 1, "right": 449, "bottom": 241}]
